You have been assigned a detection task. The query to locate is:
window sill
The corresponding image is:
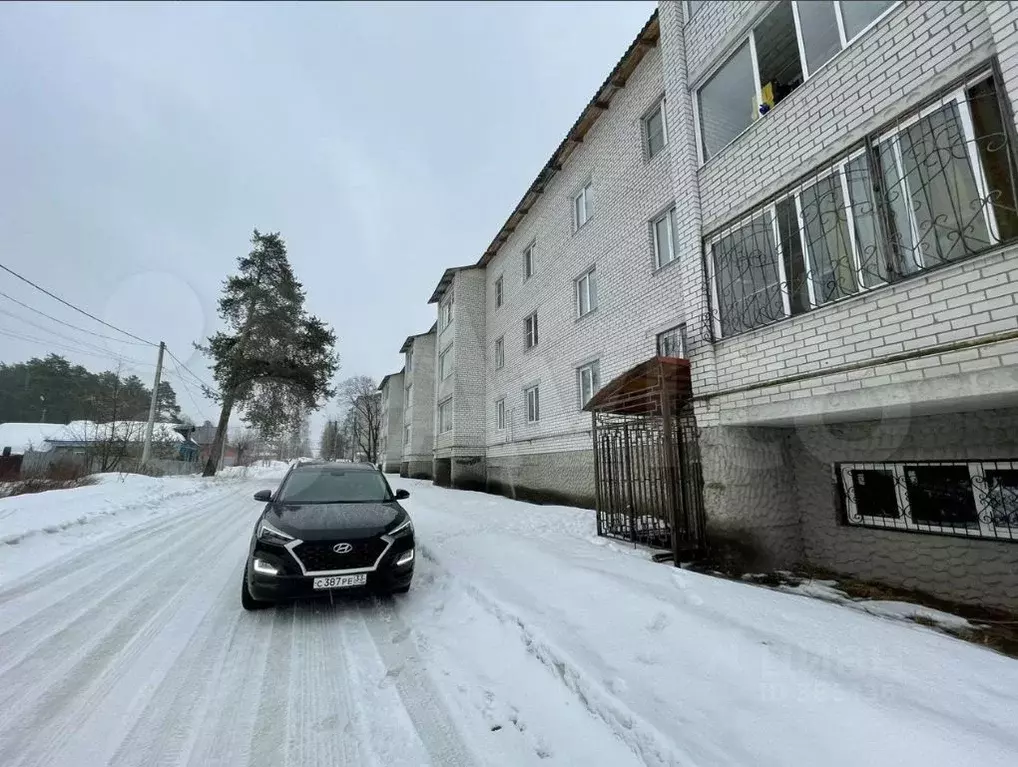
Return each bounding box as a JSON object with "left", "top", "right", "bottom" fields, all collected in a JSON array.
[
  {"left": 645, "top": 144, "right": 669, "bottom": 167},
  {"left": 572, "top": 220, "right": 593, "bottom": 238},
  {"left": 575, "top": 307, "right": 599, "bottom": 324},
  {"left": 524, "top": 344, "right": 539, "bottom": 354},
  {"left": 712, "top": 244, "right": 1013, "bottom": 347},
  {"left": 652, "top": 255, "right": 681, "bottom": 277}
]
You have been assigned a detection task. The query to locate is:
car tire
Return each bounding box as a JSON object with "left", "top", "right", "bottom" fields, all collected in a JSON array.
[
  {"left": 392, "top": 584, "right": 411, "bottom": 594},
  {"left": 241, "top": 572, "right": 269, "bottom": 611}
]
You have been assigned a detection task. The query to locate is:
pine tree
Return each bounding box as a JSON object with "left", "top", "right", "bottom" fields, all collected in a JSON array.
[
  {"left": 155, "top": 380, "right": 182, "bottom": 422},
  {"left": 198, "top": 230, "right": 338, "bottom": 476}
]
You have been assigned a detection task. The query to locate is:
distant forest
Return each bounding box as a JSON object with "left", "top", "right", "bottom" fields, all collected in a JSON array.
[{"left": 0, "top": 354, "right": 185, "bottom": 425}]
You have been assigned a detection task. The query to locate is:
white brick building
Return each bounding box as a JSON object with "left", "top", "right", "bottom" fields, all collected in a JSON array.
[
  {"left": 377, "top": 368, "right": 404, "bottom": 473},
  {"left": 399, "top": 324, "right": 437, "bottom": 479},
  {"left": 675, "top": 0, "right": 1018, "bottom": 609},
  {"left": 394, "top": 1, "right": 1018, "bottom": 609}
]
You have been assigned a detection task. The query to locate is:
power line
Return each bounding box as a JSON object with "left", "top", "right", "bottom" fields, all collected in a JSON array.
[
  {"left": 165, "top": 346, "right": 217, "bottom": 395},
  {"left": 0, "top": 305, "right": 131, "bottom": 359},
  {"left": 0, "top": 261, "right": 157, "bottom": 346},
  {"left": 0, "top": 289, "right": 153, "bottom": 346},
  {"left": 166, "top": 362, "right": 214, "bottom": 423},
  {"left": 0, "top": 325, "right": 154, "bottom": 368}
]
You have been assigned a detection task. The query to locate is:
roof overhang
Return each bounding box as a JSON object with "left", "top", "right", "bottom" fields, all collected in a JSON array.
[
  {"left": 378, "top": 367, "right": 405, "bottom": 391},
  {"left": 584, "top": 356, "right": 692, "bottom": 416},
  {"left": 428, "top": 264, "right": 482, "bottom": 305},
  {"left": 398, "top": 325, "right": 437, "bottom": 354}
]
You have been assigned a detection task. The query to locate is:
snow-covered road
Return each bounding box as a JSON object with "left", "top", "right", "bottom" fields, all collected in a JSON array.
[{"left": 2, "top": 473, "right": 1018, "bottom": 767}]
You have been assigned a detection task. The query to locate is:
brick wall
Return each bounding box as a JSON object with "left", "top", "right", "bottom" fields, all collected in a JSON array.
[
  {"left": 482, "top": 42, "right": 686, "bottom": 474},
  {"left": 707, "top": 247, "right": 1018, "bottom": 425},
  {"left": 678, "top": 0, "right": 1018, "bottom": 429},
  {"left": 379, "top": 371, "right": 404, "bottom": 471},
  {"left": 434, "top": 268, "right": 488, "bottom": 459},
  {"left": 452, "top": 269, "right": 488, "bottom": 452},
  {"left": 697, "top": 2, "right": 992, "bottom": 229},
  {"left": 403, "top": 331, "right": 436, "bottom": 472},
  {"left": 793, "top": 407, "right": 1018, "bottom": 610},
  {"left": 683, "top": 0, "right": 766, "bottom": 85}
]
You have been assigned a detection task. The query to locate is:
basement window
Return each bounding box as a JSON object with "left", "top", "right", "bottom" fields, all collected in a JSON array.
[{"left": 839, "top": 460, "right": 1018, "bottom": 541}]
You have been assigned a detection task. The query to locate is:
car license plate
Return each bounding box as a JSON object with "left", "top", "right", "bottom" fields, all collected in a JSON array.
[{"left": 312, "top": 573, "right": 367, "bottom": 590}]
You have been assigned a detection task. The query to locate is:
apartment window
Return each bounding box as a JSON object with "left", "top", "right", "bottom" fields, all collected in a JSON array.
[
  {"left": 698, "top": 43, "right": 756, "bottom": 161},
  {"left": 439, "top": 345, "right": 452, "bottom": 379},
  {"left": 644, "top": 98, "right": 667, "bottom": 159},
  {"left": 697, "top": 1, "right": 897, "bottom": 162},
  {"left": 577, "top": 361, "right": 601, "bottom": 408},
  {"left": 525, "top": 385, "right": 540, "bottom": 423},
  {"left": 524, "top": 312, "right": 539, "bottom": 350},
  {"left": 523, "top": 244, "right": 535, "bottom": 280},
  {"left": 839, "top": 0, "right": 894, "bottom": 40},
  {"left": 686, "top": 0, "right": 705, "bottom": 20},
  {"left": 406, "top": 348, "right": 413, "bottom": 371},
  {"left": 441, "top": 297, "right": 454, "bottom": 330},
  {"left": 404, "top": 424, "right": 410, "bottom": 445},
  {"left": 573, "top": 182, "right": 593, "bottom": 231},
  {"left": 656, "top": 324, "right": 688, "bottom": 358},
  {"left": 496, "top": 398, "right": 506, "bottom": 431},
  {"left": 495, "top": 275, "right": 504, "bottom": 307},
  {"left": 708, "top": 70, "right": 1018, "bottom": 338},
  {"left": 438, "top": 398, "right": 452, "bottom": 433},
  {"left": 653, "top": 207, "right": 678, "bottom": 268},
  {"left": 575, "top": 267, "right": 598, "bottom": 317},
  {"left": 494, "top": 336, "right": 504, "bottom": 369},
  {"left": 839, "top": 460, "right": 1018, "bottom": 542},
  {"left": 405, "top": 383, "right": 412, "bottom": 408}
]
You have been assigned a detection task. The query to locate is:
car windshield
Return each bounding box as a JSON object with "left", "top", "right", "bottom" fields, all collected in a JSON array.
[{"left": 277, "top": 467, "right": 393, "bottom": 503}]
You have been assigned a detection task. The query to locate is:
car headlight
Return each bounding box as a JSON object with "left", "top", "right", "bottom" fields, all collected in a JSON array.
[
  {"left": 396, "top": 548, "right": 415, "bottom": 566},
  {"left": 252, "top": 557, "right": 280, "bottom": 576},
  {"left": 257, "top": 519, "right": 294, "bottom": 546},
  {"left": 388, "top": 517, "right": 413, "bottom": 536}
]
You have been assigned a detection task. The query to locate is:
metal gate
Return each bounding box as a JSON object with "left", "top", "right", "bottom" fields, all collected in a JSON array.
[{"left": 585, "top": 357, "right": 706, "bottom": 561}]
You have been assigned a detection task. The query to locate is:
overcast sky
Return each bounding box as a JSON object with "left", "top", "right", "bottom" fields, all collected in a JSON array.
[{"left": 0, "top": 1, "right": 654, "bottom": 433}]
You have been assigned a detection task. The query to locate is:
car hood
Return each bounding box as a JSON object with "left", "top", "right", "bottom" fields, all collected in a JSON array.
[{"left": 264, "top": 502, "right": 404, "bottom": 541}]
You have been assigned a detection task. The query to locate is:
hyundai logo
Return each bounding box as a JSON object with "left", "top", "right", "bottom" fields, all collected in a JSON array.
[{"left": 333, "top": 543, "right": 353, "bottom": 554}]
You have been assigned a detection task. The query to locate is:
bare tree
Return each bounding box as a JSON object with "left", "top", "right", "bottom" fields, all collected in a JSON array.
[
  {"left": 339, "top": 376, "right": 382, "bottom": 464},
  {"left": 231, "top": 428, "right": 259, "bottom": 467}
]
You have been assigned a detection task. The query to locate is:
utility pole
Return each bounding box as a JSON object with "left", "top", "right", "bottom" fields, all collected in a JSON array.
[{"left": 141, "top": 341, "right": 165, "bottom": 466}]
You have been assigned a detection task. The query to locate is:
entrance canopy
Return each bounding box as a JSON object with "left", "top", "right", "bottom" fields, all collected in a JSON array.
[{"left": 583, "top": 356, "right": 692, "bottom": 416}]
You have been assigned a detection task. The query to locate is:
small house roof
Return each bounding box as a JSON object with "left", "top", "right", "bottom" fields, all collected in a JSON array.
[{"left": 0, "top": 423, "right": 65, "bottom": 455}]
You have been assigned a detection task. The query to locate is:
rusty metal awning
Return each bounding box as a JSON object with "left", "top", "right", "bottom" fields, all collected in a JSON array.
[{"left": 583, "top": 356, "right": 692, "bottom": 416}]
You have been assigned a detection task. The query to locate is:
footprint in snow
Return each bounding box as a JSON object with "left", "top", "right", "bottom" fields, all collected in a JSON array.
[
  {"left": 391, "top": 627, "right": 411, "bottom": 644},
  {"left": 314, "top": 714, "right": 340, "bottom": 732},
  {"left": 646, "top": 612, "right": 670, "bottom": 632}
]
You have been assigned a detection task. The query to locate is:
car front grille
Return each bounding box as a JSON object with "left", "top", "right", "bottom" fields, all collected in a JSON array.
[{"left": 292, "top": 538, "right": 389, "bottom": 573}]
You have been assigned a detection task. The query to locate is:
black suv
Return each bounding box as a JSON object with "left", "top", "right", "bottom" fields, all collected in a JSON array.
[{"left": 242, "top": 462, "right": 415, "bottom": 609}]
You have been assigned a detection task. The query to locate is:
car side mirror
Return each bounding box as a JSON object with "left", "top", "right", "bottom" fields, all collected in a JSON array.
[
  {"left": 394, "top": 489, "right": 410, "bottom": 500},
  {"left": 253, "top": 489, "right": 273, "bottom": 502}
]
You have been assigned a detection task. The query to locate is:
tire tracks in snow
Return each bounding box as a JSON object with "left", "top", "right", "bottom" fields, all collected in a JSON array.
[
  {"left": 0, "top": 484, "right": 241, "bottom": 608},
  {"left": 363, "top": 596, "right": 477, "bottom": 767},
  {"left": 0, "top": 502, "right": 251, "bottom": 766},
  {"left": 0, "top": 490, "right": 242, "bottom": 679}
]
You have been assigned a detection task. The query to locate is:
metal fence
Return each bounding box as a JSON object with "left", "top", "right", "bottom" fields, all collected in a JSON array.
[
  {"left": 837, "top": 459, "right": 1018, "bottom": 542},
  {"left": 18, "top": 450, "right": 200, "bottom": 478},
  {"left": 706, "top": 66, "right": 1018, "bottom": 339},
  {"left": 587, "top": 357, "right": 707, "bottom": 561}
]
